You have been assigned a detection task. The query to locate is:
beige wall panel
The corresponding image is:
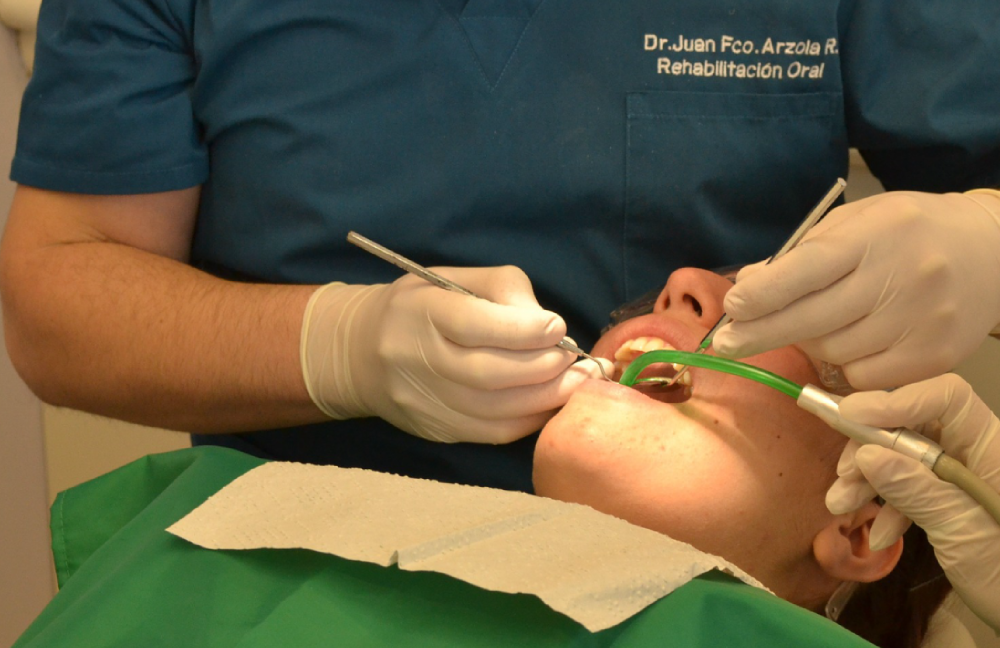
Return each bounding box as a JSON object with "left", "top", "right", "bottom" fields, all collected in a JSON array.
[
  {"left": 0, "top": 23, "right": 52, "bottom": 648},
  {"left": 43, "top": 407, "right": 188, "bottom": 501}
]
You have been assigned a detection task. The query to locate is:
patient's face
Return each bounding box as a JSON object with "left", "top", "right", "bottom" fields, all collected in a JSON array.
[{"left": 533, "top": 268, "right": 847, "bottom": 598}]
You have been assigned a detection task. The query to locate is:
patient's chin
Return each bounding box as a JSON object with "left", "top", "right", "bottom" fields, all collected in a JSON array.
[
  {"left": 532, "top": 418, "right": 589, "bottom": 500},
  {"left": 532, "top": 408, "right": 622, "bottom": 504}
]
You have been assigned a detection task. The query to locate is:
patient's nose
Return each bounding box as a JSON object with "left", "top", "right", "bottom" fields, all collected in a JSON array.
[{"left": 652, "top": 268, "right": 729, "bottom": 326}]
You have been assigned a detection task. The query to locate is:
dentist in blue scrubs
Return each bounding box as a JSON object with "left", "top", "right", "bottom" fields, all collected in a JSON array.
[{"left": 3, "top": 1, "right": 1000, "bottom": 497}]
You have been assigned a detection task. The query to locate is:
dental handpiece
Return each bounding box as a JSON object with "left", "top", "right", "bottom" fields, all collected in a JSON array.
[
  {"left": 797, "top": 385, "right": 945, "bottom": 470},
  {"left": 664, "top": 178, "right": 848, "bottom": 388},
  {"left": 346, "top": 232, "right": 613, "bottom": 381},
  {"left": 798, "top": 384, "right": 1000, "bottom": 526}
]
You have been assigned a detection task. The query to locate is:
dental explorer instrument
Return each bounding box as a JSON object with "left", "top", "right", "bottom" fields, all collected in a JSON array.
[
  {"left": 661, "top": 178, "right": 848, "bottom": 389},
  {"left": 619, "top": 349, "right": 1000, "bottom": 527},
  {"left": 346, "top": 231, "right": 614, "bottom": 381}
]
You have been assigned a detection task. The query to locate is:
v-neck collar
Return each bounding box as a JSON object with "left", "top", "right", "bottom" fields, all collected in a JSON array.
[{"left": 456, "top": 0, "right": 546, "bottom": 87}]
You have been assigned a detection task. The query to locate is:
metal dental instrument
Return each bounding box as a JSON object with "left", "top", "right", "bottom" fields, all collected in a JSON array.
[
  {"left": 346, "top": 231, "right": 614, "bottom": 381},
  {"left": 660, "top": 178, "right": 848, "bottom": 389}
]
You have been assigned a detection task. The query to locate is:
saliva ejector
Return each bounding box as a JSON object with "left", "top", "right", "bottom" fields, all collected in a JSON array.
[{"left": 620, "top": 349, "right": 1000, "bottom": 527}]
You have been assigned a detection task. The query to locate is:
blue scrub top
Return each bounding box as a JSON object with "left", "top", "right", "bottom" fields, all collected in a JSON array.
[{"left": 13, "top": 0, "right": 1000, "bottom": 491}]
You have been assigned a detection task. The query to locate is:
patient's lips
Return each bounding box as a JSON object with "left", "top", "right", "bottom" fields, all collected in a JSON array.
[
  {"left": 613, "top": 337, "right": 692, "bottom": 404},
  {"left": 613, "top": 337, "right": 692, "bottom": 386},
  {"left": 592, "top": 309, "right": 704, "bottom": 405}
]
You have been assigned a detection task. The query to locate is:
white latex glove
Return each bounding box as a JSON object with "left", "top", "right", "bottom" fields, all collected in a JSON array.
[
  {"left": 300, "top": 265, "right": 610, "bottom": 443},
  {"left": 713, "top": 190, "right": 1000, "bottom": 390},
  {"left": 825, "top": 374, "right": 1000, "bottom": 632}
]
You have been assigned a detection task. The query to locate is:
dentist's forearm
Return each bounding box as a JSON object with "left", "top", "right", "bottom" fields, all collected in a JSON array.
[{"left": 2, "top": 238, "right": 326, "bottom": 433}]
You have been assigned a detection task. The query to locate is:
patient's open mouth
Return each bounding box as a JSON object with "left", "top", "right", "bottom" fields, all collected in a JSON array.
[{"left": 613, "top": 337, "right": 693, "bottom": 404}]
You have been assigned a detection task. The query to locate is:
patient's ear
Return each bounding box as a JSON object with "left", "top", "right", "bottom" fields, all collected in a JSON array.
[{"left": 812, "top": 501, "right": 903, "bottom": 583}]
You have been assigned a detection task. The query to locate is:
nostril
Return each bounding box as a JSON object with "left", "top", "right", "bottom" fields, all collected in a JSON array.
[{"left": 685, "top": 296, "right": 703, "bottom": 317}]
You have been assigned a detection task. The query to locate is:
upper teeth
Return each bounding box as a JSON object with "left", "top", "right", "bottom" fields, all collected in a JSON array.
[{"left": 613, "top": 337, "right": 693, "bottom": 386}]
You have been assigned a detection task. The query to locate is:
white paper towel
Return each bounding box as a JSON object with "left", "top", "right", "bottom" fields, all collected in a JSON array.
[{"left": 168, "top": 462, "right": 768, "bottom": 632}]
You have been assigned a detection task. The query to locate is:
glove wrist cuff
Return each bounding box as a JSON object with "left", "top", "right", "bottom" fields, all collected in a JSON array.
[
  {"left": 964, "top": 188, "right": 1000, "bottom": 223},
  {"left": 300, "top": 282, "right": 383, "bottom": 420},
  {"left": 965, "top": 187, "right": 1000, "bottom": 199},
  {"left": 964, "top": 190, "right": 1000, "bottom": 335}
]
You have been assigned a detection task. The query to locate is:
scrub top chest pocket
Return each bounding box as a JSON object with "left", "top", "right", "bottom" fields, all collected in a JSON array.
[{"left": 622, "top": 90, "right": 845, "bottom": 294}]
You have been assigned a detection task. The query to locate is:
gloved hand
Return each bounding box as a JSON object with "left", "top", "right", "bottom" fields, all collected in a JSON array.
[
  {"left": 825, "top": 374, "right": 1000, "bottom": 632},
  {"left": 713, "top": 190, "right": 1000, "bottom": 390},
  {"left": 300, "top": 265, "right": 609, "bottom": 443}
]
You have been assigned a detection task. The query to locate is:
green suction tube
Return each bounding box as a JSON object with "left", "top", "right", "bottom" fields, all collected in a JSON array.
[
  {"left": 617, "top": 349, "right": 804, "bottom": 399},
  {"left": 622, "top": 349, "right": 1000, "bottom": 528}
]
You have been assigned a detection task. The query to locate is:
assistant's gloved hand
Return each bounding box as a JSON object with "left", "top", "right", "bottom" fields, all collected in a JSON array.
[
  {"left": 713, "top": 190, "right": 1000, "bottom": 390},
  {"left": 300, "top": 266, "right": 609, "bottom": 443},
  {"left": 825, "top": 374, "right": 1000, "bottom": 631}
]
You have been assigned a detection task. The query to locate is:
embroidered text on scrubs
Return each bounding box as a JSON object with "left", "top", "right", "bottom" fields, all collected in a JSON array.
[
  {"left": 657, "top": 59, "right": 790, "bottom": 79},
  {"left": 643, "top": 34, "right": 838, "bottom": 81},
  {"left": 643, "top": 35, "right": 838, "bottom": 56}
]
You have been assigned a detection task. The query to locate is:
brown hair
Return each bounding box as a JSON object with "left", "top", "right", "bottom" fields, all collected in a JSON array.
[{"left": 836, "top": 523, "right": 952, "bottom": 648}]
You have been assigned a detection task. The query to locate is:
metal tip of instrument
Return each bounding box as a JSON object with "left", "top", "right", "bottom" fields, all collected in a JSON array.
[
  {"left": 661, "top": 313, "right": 731, "bottom": 387},
  {"left": 662, "top": 364, "right": 691, "bottom": 389},
  {"left": 590, "top": 356, "right": 614, "bottom": 382},
  {"left": 557, "top": 338, "right": 613, "bottom": 381}
]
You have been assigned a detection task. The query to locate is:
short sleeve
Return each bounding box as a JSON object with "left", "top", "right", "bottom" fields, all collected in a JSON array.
[
  {"left": 841, "top": 1, "right": 1000, "bottom": 191},
  {"left": 10, "top": 0, "right": 208, "bottom": 194}
]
